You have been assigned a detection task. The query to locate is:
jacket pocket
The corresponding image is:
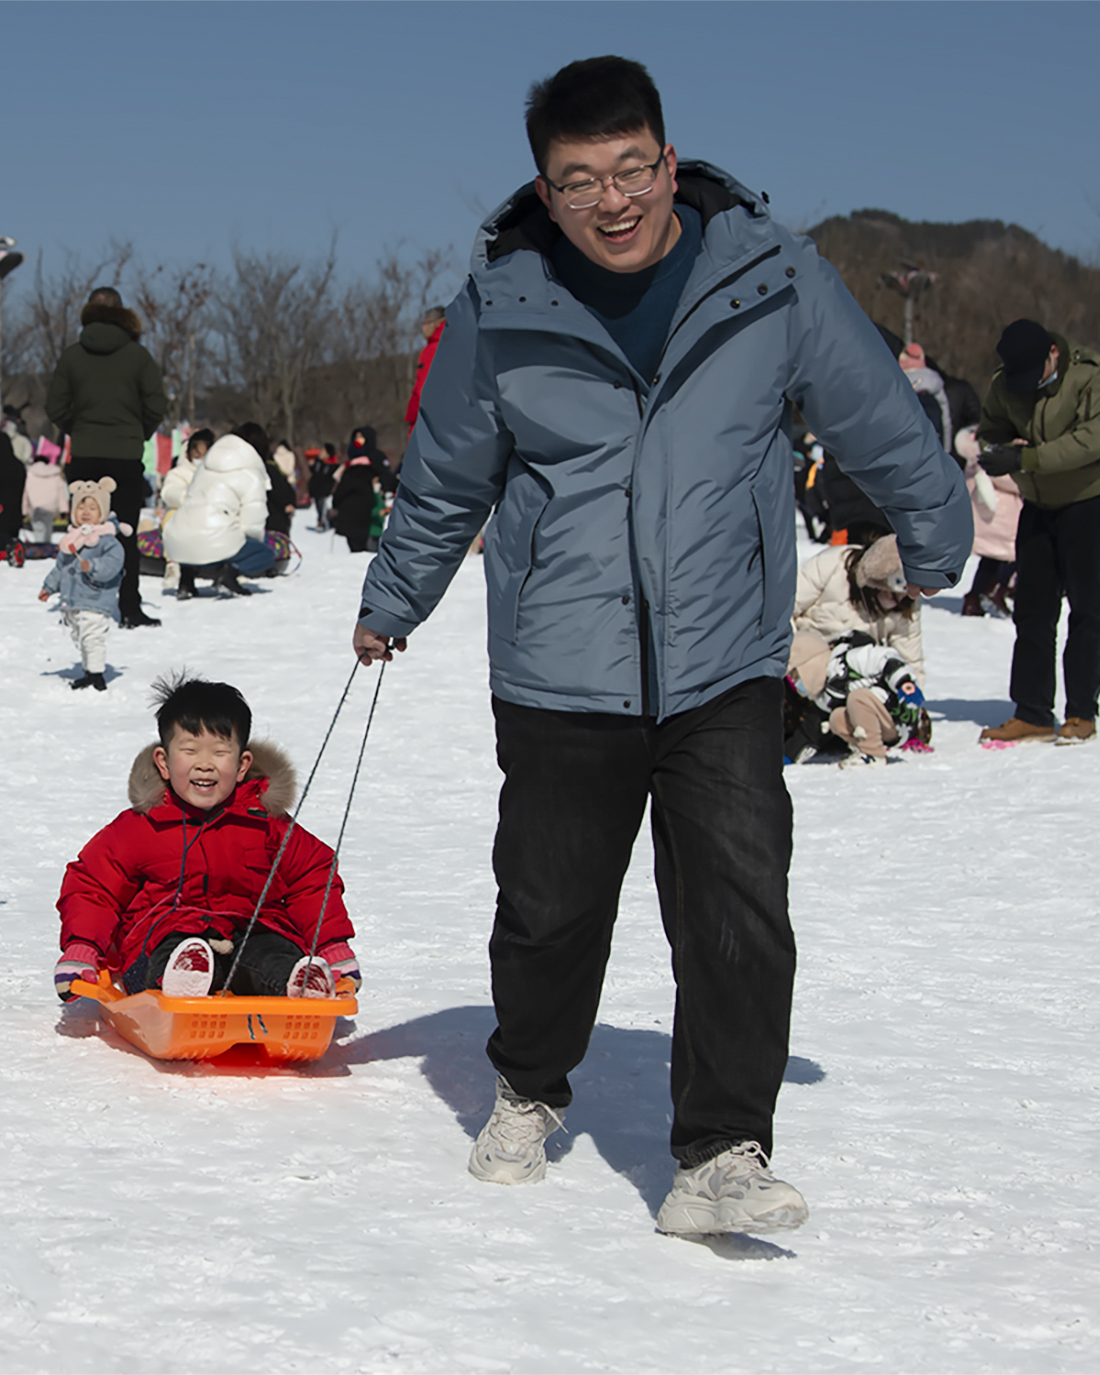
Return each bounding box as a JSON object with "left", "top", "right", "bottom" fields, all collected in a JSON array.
[
  {"left": 484, "top": 484, "right": 551, "bottom": 645},
  {"left": 751, "top": 481, "right": 786, "bottom": 630}
]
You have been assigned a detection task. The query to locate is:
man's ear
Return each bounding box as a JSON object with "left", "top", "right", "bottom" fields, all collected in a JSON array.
[
  {"left": 235, "top": 750, "right": 254, "bottom": 784},
  {"left": 152, "top": 746, "right": 170, "bottom": 782},
  {"left": 664, "top": 143, "right": 678, "bottom": 193},
  {"left": 535, "top": 176, "right": 557, "bottom": 225}
]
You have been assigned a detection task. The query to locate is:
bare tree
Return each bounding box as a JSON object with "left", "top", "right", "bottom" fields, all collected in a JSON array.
[
  {"left": 132, "top": 263, "right": 214, "bottom": 424},
  {"left": 210, "top": 239, "right": 338, "bottom": 444},
  {"left": 322, "top": 245, "right": 456, "bottom": 448}
]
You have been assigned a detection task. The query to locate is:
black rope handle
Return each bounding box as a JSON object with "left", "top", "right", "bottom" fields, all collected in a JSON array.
[
  {"left": 299, "top": 658, "right": 388, "bottom": 988},
  {"left": 218, "top": 655, "right": 373, "bottom": 996}
]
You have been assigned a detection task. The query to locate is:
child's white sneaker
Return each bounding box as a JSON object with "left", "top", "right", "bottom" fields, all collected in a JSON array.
[
  {"left": 657, "top": 1141, "right": 808, "bottom": 1235},
  {"left": 838, "top": 750, "right": 887, "bottom": 769},
  {"left": 161, "top": 937, "right": 215, "bottom": 998},
  {"left": 468, "top": 1075, "right": 565, "bottom": 1185},
  {"left": 287, "top": 955, "right": 335, "bottom": 999}
]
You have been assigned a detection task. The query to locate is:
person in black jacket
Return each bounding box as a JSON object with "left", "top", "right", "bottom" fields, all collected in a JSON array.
[
  {"left": 331, "top": 448, "right": 382, "bottom": 553},
  {"left": 308, "top": 443, "right": 339, "bottom": 529},
  {"left": 0, "top": 431, "right": 26, "bottom": 549},
  {"left": 45, "top": 287, "right": 168, "bottom": 626},
  {"left": 346, "top": 425, "right": 397, "bottom": 496}
]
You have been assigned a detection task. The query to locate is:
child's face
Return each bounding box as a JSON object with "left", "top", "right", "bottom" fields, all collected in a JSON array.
[
  {"left": 153, "top": 727, "right": 253, "bottom": 811},
  {"left": 74, "top": 497, "right": 100, "bottom": 525}
]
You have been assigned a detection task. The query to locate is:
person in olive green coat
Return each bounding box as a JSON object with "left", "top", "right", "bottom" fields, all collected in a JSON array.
[
  {"left": 45, "top": 287, "right": 168, "bottom": 627},
  {"left": 976, "top": 319, "right": 1100, "bottom": 745}
]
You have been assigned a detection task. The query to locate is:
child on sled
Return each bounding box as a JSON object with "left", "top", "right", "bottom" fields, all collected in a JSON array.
[
  {"left": 54, "top": 675, "right": 361, "bottom": 1001},
  {"left": 787, "top": 629, "right": 931, "bottom": 768}
]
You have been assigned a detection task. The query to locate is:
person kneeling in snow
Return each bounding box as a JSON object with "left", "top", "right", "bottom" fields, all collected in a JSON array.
[
  {"left": 787, "top": 630, "right": 931, "bottom": 768},
  {"left": 53, "top": 675, "right": 360, "bottom": 1002}
]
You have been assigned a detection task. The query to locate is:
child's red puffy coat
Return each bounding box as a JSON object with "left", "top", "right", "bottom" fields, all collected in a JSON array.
[{"left": 58, "top": 741, "right": 354, "bottom": 969}]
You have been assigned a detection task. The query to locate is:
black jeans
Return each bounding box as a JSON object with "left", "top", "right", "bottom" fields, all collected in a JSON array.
[
  {"left": 66, "top": 457, "right": 145, "bottom": 618},
  {"left": 1011, "top": 496, "right": 1100, "bottom": 726},
  {"left": 489, "top": 677, "right": 795, "bottom": 1166},
  {"left": 137, "top": 926, "right": 306, "bottom": 996}
]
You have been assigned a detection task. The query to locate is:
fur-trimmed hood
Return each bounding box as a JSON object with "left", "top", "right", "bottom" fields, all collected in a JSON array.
[
  {"left": 79, "top": 302, "right": 143, "bottom": 355},
  {"left": 127, "top": 739, "right": 297, "bottom": 816}
]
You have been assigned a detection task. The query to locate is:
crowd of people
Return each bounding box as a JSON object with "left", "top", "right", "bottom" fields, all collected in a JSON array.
[
  {"left": 11, "top": 52, "right": 1100, "bottom": 1248},
  {"left": 786, "top": 312, "right": 1100, "bottom": 761},
  {"left": 0, "top": 288, "right": 449, "bottom": 690}
]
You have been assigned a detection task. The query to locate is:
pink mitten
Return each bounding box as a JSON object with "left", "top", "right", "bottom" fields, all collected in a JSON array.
[
  {"left": 54, "top": 942, "right": 101, "bottom": 1001},
  {"left": 318, "top": 940, "right": 361, "bottom": 993}
]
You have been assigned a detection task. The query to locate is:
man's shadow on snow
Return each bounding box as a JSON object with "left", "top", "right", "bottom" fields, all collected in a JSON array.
[
  {"left": 334, "top": 1004, "right": 823, "bottom": 1251},
  {"left": 927, "top": 697, "right": 1014, "bottom": 727}
]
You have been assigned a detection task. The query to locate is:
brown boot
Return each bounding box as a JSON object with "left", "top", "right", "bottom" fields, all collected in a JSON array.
[
  {"left": 961, "top": 591, "right": 985, "bottom": 617},
  {"left": 979, "top": 717, "right": 1055, "bottom": 745},
  {"left": 1056, "top": 717, "right": 1097, "bottom": 746},
  {"left": 980, "top": 585, "right": 1012, "bottom": 619}
]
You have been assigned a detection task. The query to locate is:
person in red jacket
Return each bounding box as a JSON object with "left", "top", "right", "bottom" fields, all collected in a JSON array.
[
  {"left": 404, "top": 306, "right": 446, "bottom": 432},
  {"left": 54, "top": 675, "right": 360, "bottom": 1001}
]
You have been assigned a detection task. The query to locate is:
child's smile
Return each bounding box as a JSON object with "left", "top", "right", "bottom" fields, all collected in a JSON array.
[{"left": 153, "top": 727, "right": 253, "bottom": 811}]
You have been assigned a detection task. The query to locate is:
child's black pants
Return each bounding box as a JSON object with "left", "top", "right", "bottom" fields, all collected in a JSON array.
[{"left": 138, "top": 927, "right": 305, "bottom": 996}]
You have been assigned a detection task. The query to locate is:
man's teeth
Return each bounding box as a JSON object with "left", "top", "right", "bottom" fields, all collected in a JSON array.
[{"left": 599, "top": 218, "right": 641, "bottom": 236}]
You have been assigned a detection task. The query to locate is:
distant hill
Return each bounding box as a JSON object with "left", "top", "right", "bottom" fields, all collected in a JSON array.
[{"left": 807, "top": 209, "right": 1100, "bottom": 394}]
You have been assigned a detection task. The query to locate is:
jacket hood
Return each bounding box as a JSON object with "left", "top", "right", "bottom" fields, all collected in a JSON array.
[
  {"left": 127, "top": 738, "right": 297, "bottom": 816},
  {"left": 201, "top": 434, "right": 272, "bottom": 483},
  {"left": 79, "top": 302, "right": 142, "bottom": 355},
  {"left": 474, "top": 161, "right": 765, "bottom": 272}
]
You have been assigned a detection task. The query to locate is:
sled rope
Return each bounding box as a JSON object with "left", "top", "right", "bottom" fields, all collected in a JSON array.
[
  {"left": 218, "top": 655, "right": 385, "bottom": 995},
  {"left": 300, "top": 656, "right": 388, "bottom": 981}
]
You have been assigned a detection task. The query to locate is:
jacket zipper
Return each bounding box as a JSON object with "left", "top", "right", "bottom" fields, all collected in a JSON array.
[{"left": 626, "top": 378, "right": 652, "bottom": 716}]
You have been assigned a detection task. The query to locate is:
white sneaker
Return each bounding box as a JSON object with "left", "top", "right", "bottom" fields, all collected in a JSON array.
[
  {"left": 657, "top": 1141, "right": 809, "bottom": 1235},
  {"left": 287, "top": 955, "right": 335, "bottom": 999},
  {"left": 838, "top": 750, "right": 887, "bottom": 769},
  {"left": 161, "top": 937, "right": 215, "bottom": 998},
  {"left": 468, "top": 1076, "right": 565, "bottom": 1185}
]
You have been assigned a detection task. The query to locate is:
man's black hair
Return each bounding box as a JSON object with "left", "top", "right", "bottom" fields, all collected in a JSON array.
[
  {"left": 152, "top": 672, "right": 252, "bottom": 748},
  {"left": 525, "top": 56, "right": 665, "bottom": 176}
]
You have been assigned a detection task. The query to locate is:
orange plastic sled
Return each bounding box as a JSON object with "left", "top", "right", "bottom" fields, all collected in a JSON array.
[{"left": 70, "top": 969, "right": 358, "bottom": 1062}]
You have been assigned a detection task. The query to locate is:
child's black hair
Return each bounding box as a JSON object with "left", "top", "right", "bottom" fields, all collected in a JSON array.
[
  {"left": 186, "top": 427, "right": 216, "bottom": 458},
  {"left": 525, "top": 55, "right": 665, "bottom": 176},
  {"left": 152, "top": 672, "right": 252, "bottom": 748}
]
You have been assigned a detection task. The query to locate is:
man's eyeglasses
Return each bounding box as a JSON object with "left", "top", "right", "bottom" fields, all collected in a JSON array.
[{"left": 545, "top": 151, "right": 667, "bottom": 210}]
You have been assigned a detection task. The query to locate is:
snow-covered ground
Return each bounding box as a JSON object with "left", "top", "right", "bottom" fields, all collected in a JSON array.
[{"left": 1, "top": 516, "right": 1097, "bottom": 1374}]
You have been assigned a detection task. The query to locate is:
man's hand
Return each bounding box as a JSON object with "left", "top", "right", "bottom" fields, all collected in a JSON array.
[
  {"left": 38, "top": 589, "right": 50, "bottom": 602},
  {"left": 353, "top": 623, "right": 407, "bottom": 664},
  {"left": 978, "top": 444, "right": 1023, "bottom": 477}
]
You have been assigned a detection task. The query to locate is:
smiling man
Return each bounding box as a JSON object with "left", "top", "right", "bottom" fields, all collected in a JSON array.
[{"left": 353, "top": 56, "right": 970, "bottom": 1236}]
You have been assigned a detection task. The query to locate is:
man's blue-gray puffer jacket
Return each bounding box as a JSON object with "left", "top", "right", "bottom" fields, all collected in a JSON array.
[{"left": 360, "top": 162, "right": 971, "bottom": 721}]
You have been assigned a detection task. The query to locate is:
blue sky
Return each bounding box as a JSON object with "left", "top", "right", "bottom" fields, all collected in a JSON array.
[{"left": 3, "top": 1, "right": 1098, "bottom": 293}]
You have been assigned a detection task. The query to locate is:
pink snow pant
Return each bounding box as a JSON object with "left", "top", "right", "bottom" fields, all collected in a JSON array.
[
  {"left": 828, "top": 689, "right": 898, "bottom": 758},
  {"left": 63, "top": 608, "right": 111, "bottom": 673}
]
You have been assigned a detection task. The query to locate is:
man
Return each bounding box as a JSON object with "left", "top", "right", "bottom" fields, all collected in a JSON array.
[
  {"left": 977, "top": 319, "right": 1100, "bottom": 745},
  {"left": 404, "top": 306, "right": 446, "bottom": 433},
  {"left": 46, "top": 287, "right": 168, "bottom": 627},
  {"left": 352, "top": 57, "right": 970, "bottom": 1235}
]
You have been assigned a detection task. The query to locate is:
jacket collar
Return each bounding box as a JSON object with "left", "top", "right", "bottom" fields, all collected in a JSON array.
[
  {"left": 470, "top": 162, "right": 786, "bottom": 381},
  {"left": 127, "top": 738, "right": 297, "bottom": 817}
]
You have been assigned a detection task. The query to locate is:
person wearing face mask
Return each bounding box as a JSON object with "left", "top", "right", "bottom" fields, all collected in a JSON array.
[
  {"left": 976, "top": 319, "right": 1100, "bottom": 745},
  {"left": 351, "top": 54, "right": 970, "bottom": 1236}
]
